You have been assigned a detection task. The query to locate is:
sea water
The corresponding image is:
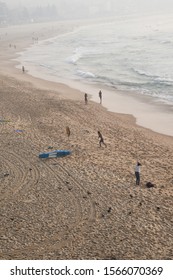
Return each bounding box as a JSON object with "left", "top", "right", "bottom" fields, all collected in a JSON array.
[{"left": 17, "top": 13, "right": 173, "bottom": 105}]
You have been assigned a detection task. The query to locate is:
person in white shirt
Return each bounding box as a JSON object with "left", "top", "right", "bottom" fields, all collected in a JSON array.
[{"left": 135, "top": 162, "right": 141, "bottom": 185}]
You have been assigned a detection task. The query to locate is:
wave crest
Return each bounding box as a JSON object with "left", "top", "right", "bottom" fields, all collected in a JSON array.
[{"left": 76, "top": 70, "right": 95, "bottom": 78}]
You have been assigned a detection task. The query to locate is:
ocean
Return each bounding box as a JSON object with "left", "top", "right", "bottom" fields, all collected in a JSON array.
[{"left": 17, "top": 13, "right": 173, "bottom": 105}]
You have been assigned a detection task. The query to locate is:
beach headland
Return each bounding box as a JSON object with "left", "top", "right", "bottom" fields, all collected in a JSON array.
[{"left": 0, "top": 20, "right": 173, "bottom": 260}]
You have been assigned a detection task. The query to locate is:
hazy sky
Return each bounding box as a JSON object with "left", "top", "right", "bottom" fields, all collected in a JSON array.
[
  {"left": 3, "top": 0, "right": 54, "bottom": 6},
  {"left": 3, "top": 0, "right": 173, "bottom": 7},
  {"left": 2, "top": 0, "right": 173, "bottom": 15}
]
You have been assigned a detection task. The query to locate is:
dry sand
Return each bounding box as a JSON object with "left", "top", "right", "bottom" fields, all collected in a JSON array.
[{"left": 0, "top": 21, "right": 173, "bottom": 260}]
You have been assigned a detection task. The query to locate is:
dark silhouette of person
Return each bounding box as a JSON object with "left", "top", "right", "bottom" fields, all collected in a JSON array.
[
  {"left": 98, "top": 131, "right": 106, "bottom": 147},
  {"left": 84, "top": 93, "right": 88, "bottom": 105},
  {"left": 135, "top": 162, "right": 141, "bottom": 185},
  {"left": 99, "top": 90, "right": 102, "bottom": 104},
  {"left": 66, "top": 126, "right": 70, "bottom": 138},
  {"left": 22, "top": 66, "right": 25, "bottom": 73}
]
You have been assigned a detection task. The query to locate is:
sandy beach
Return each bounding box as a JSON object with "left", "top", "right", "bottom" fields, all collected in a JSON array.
[{"left": 0, "top": 21, "right": 173, "bottom": 260}]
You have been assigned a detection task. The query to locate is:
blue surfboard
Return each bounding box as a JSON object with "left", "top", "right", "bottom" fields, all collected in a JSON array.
[{"left": 39, "top": 150, "right": 71, "bottom": 159}]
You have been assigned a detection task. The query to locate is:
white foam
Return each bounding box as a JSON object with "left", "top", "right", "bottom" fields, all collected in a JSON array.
[{"left": 76, "top": 70, "right": 95, "bottom": 78}]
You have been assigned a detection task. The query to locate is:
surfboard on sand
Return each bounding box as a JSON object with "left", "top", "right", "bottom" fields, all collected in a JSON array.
[{"left": 39, "top": 150, "right": 71, "bottom": 159}]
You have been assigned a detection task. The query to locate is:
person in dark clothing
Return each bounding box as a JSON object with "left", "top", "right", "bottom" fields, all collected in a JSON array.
[
  {"left": 135, "top": 162, "right": 141, "bottom": 185},
  {"left": 84, "top": 93, "right": 88, "bottom": 105},
  {"left": 22, "top": 66, "right": 25, "bottom": 73},
  {"left": 66, "top": 126, "right": 70, "bottom": 138},
  {"left": 99, "top": 90, "right": 102, "bottom": 104},
  {"left": 98, "top": 131, "right": 106, "bottom": 147}
]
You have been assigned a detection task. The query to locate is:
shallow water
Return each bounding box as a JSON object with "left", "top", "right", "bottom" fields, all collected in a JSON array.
[{"left": 17, "top": 13, "right": 173, "bottom": 105}]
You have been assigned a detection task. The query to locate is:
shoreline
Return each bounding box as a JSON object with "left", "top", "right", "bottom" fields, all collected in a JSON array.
[{"left": 3, "top": 19, "right": 173, "bottom": 137}]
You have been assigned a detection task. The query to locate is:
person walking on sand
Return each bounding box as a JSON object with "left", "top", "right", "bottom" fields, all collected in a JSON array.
[
  {"left": 84, "top": 93, "right": 88, "bottom": 105},
  {"left": 22, "top": 66, "right": 25, "bottom": 73},
  {"left": 98, "top": 131, "right": 106, "bottom": 147},
  {"left": 135, "top": 162, "right": 141, "bottom": 185},
  {"left": 66, "top": 126, "right": 70, "bottom": 139},
  {"left": 99, "top": 90, "right": 102, "bottom": 104}
]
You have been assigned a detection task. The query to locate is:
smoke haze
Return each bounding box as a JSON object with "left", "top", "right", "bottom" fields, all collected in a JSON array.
[{"left": 1, "top": 0, "right": 173, "bottom": 25}]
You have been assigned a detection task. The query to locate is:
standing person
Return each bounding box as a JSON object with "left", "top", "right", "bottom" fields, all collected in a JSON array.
[
  {"left": 99, "top": 90, "right": 102, "bottom": 104},
  {"left": 135, "top": 162, "right": 141, "bottom": 185},
  {"left": 98, "top": 131, "right": 106, "bottom": 147},
  {"left": 66, "top": 126, "right": 70, "bottom": 139},
  {"left": 84, "top": 93, "right": 88, "bottom": 105},
  {"left": 22, "top": 66, "right": 25, "bottom": 73}
]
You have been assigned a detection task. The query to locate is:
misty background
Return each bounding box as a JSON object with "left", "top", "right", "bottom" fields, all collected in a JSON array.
[{"left": 0, "top": 0, "right": 173, "bottom": 25}]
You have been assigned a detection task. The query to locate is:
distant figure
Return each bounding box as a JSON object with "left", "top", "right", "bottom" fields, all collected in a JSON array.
[
  {"left": 22, "top": 66, "right": 25, "bottom": 73},
  {"left": 99, "top": 90, "right": 102, "bottom": 104},
  {"left": 135, "top": 162, "right": 141, "bottom": 185},
  {"left": 84, "top": 93, "right": 88, "bottom": 105},
  {"left": 98, "top": 131, "right": 106, "bottom": 147},
  {"left": 66, "top": 126, "right": 70, "bottom": 138}
]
